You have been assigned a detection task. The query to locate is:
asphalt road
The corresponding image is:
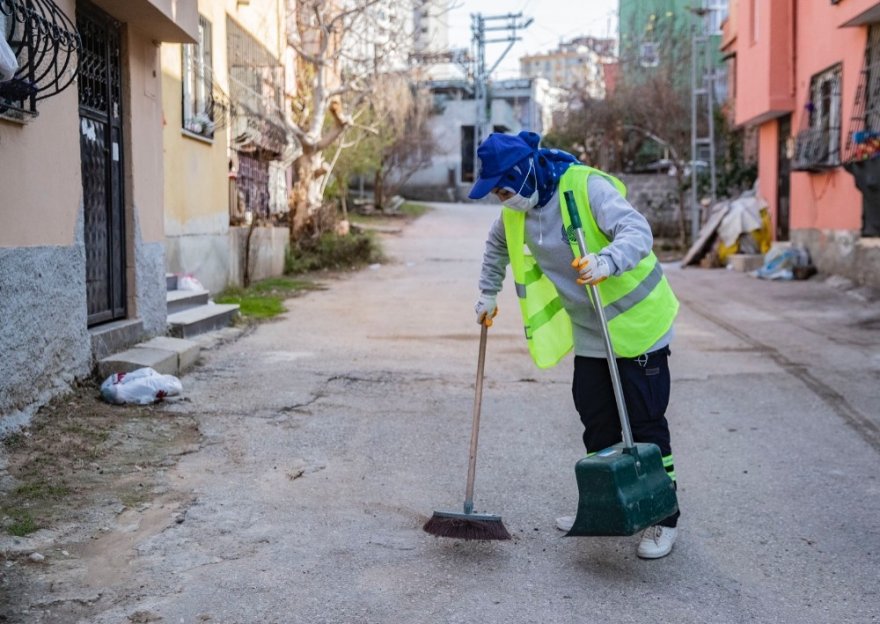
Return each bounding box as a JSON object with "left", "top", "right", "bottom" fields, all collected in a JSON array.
[{"left": 72, "top": 203, "right": 880, "bottom": 623}]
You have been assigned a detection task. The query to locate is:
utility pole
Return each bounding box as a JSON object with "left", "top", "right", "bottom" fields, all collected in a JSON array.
[
  {"left": 689, "top": 5, "right": 718, "bottom": 243},
  {"left": 470, "top": 13, "right": 532, "bottom": 181}
]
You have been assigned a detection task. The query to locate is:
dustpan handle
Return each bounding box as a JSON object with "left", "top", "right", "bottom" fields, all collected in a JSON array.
[{"left": 564, "top": 191, "right": 635, "bottom": 451}]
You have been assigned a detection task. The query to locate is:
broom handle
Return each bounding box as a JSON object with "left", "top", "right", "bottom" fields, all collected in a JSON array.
[
  {"left": 463, "top": 322, "right": 488, "bottom": 515},
  {"left": 564, "top": 191, "right": 635, "bottom": 451}
]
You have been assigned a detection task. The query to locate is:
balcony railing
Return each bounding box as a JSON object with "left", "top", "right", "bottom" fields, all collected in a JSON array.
[
  {"left": 228, "top": 72, "right": 289, "bottom": 156},
  {"left": 792, "top": 126, "right": 840, "bottom": 172}
]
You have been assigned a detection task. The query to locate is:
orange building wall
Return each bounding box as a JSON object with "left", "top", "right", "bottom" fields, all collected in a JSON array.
[
  {"left": 758, "top": 122, "right": 779, "bottom": 229},
  {"left": 737, "top": 0, "right": 878, "bottom": 230},
  {"left": 733, "top": 0, "right": 795, "bottom": 127}
]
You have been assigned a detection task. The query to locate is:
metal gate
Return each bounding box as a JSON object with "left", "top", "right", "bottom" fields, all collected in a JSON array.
[{"left": 77, "top": 1, "right": 126, "bottom": 326}]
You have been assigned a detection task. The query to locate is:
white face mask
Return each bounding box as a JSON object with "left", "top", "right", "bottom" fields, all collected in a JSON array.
[{"left": 503, "top": 160, "right": 538, "bottom": 212}]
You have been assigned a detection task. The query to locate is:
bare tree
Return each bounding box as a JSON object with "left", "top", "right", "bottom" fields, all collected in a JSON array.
[
  {"left": 548, "top": 22, "right": 698, "bottom": 247},
  {"left": 285, "top": 0, "right": 414, "bottom": 241},
  {"left": 371, "top": 75, "right": 435, "bottom": 210}
]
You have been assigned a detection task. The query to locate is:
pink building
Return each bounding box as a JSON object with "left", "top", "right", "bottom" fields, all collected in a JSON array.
[{"left": 725, "top": 0, "right": 880, "bottom": 288}]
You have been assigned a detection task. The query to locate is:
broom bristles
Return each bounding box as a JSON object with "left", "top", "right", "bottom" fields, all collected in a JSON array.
[{"left": 423, "top": 513, "right": 512, "bottom": 540}]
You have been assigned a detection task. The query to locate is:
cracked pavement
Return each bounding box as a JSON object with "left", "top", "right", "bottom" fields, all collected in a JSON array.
[{"left": 5, "top": 202, "right": 880, "bottom": 623}]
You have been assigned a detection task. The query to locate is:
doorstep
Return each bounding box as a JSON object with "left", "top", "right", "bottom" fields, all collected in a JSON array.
[{"left": 96, "top": 336, "right": 200, "bottom": 381}]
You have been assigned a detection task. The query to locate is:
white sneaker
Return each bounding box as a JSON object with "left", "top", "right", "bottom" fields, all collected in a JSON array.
[
  {"left": 555, "top": 515, "right": 575, "bottom": 532},
  {"left": 637, "top": 525, "right": 677, "bottom": 559}
]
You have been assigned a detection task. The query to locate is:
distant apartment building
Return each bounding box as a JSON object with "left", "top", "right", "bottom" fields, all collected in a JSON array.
[
  {"left": 400, "top": 77, "right": 558, "bottom": 201},
  {"left": 619, "top": 0, "right": 728, "bottom": 99},
  {"left": 520, "top": 37, "right": 616, "bottom": 98},
  {"left": 413, "top": 0, "right": 449, "bottom": 56}
]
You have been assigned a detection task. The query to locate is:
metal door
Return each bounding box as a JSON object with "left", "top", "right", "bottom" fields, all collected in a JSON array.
[
  {"left": 77, "top": 2, "right": 126, "bottom": 326},
  {"left": 777, "top": 115, "right": 792, "bottom": 242}
]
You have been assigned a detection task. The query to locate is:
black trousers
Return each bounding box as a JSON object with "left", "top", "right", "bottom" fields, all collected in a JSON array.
[{"left": 571, "top": 347, "right": 679, "bottom": 528}]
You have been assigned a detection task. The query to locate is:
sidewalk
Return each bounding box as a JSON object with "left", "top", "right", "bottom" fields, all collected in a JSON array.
[{"left": 666, "top": 264, "right": 880, "bottom": 451}]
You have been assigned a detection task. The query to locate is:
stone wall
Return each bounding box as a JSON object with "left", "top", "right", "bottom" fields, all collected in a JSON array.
[
  {"left": 134, "top": 212, "right": 169, "bottom": 336},
  {"left": 229, "top": 226, "right": 290, "bottom": 287},
  {"left": 0, "top": 212, "right": 91, "bottom": 432},
  {"left": 165, "top": 232, "right": 232, "bottom": 295},
  {"left": 616, "top": 173, "right": 683, "bottom": 239},
  {"left": 792, "top": 229, "right": 880, "bottom": 291}
]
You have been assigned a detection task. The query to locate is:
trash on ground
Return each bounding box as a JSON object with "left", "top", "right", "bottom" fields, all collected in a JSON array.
[
  {"left": 682, "top": 184, "right": 772, "bottom": 268},
  {"left": 100, "top": 367, "right": 183, "bottom": 405},
  {"left": 176, "top": 274, "right": 205, "bottom": 291},
  {"left": 752, "top": 246, "right": 814, "bottom": 281}
]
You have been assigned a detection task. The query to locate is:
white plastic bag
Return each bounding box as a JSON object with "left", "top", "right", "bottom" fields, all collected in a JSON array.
[
  {"left": 177, "top": 274, "right": 205, "bottom": 291},
  {"left": 0, "top": 13, "right": 19, "bottom": 82},
  {"left": 100, "top": 367, "right": 183, "bottom": 405}
]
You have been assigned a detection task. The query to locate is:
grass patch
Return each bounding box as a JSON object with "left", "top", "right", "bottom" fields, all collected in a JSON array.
[
  {"left": 399, "top": 202, "right": 430, "bottom": 218},
  {"left": 13, "top": 480, "right": 70, "bottom": 500},
  {"left": 6, "top": 510, "right": 39, "bottom": 537},
  {"left": 285, "top": 230, "right": 384, "bottom": 275},
  {"left": 3, "top": 432, "right": 26, "bottom": 449},
  {"left": 215, "top": 276, "right": 322, "bottom": 319}
]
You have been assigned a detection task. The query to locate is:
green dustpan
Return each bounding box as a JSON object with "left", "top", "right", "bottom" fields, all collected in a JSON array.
[{"left": 562, "top": 191, "right": 678, "bottom": 537}]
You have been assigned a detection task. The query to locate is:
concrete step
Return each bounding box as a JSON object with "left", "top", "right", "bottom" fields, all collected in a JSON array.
[
  {"left": 166, "top": 288, "right": 210, "bottom": 314},
  {"left": 166, "top": 273, "right": 178, "bottom": 291},
  {"left": 96, "top": 336, "right": 200, "bottom": 381},
  {"left": 167, "top": 303, "right": 240, "bottom": 339},
  {"left": 90, "top": 318, "right": 145, "bottom": 362}
]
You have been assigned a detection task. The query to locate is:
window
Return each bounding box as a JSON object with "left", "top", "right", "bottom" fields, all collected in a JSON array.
[
  {"left": 793, "top": 64, "right": 842, "bottom": 170},
  {"left": 639, "top": 42, "right": 659, "bottom": 68},
  {"left": 705, "top": 0, "right": 728, "bottom": 35},
  {"left": 182, "top": 16, "right": 215, "bottom": 139}
]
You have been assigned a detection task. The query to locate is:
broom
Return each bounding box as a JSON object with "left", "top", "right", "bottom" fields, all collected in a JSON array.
[{"left": 423, "top": 318, "right": 511, "bottom": 540}]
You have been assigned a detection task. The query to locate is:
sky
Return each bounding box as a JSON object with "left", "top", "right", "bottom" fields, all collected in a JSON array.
[{"left": 446, "top": 0, "right": 619, "bottom": 79}]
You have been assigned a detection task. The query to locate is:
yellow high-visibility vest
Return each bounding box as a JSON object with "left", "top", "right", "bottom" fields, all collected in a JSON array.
[{"left": 502, "top": 165, "right": 679, "bottom": 368}]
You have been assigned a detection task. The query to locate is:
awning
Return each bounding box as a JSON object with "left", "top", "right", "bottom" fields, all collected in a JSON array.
[
  {"left": 88, "top": 0, "right": 198, "bottom": 43},
  {"left": 841, "top": 4, "right": 880, "bottom": 28}
]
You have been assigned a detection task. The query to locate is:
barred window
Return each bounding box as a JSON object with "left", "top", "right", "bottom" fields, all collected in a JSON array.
[
  {"left": 808, "top": 65, "right": 842, "bottom": 166},
  {"left": 793, "top": 64, "right": 842, "bottom": 170},
  {"left": 182, "top": 15, "right": 214, "bottom": 139}
]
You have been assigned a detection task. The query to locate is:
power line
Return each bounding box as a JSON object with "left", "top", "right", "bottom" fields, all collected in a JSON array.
[{"left": 471, "top": 12, "right": 533, "bottom": 179}]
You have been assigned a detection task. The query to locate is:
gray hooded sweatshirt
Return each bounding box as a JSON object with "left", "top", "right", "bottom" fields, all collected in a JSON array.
[{"left": 478, "top": 175, "right": 673, "bottom": 359}]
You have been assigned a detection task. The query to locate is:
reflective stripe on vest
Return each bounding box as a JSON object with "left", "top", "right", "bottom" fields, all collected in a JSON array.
[
  {"left": 502, "top": 165, "right": 679, "bottom": 366},
  {"left": 504, "top": 212, "right": 573, "bottom": 368}
]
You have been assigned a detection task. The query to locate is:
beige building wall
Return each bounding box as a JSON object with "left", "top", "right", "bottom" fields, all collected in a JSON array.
[
  {"left": 127, "top": 28, "right": 169, "bottom": 245},
  {"left": 0, "top": 0, "right": 198, "bottom": 428},
  {"left": 162, "top": 0, "right": 230, "bottom": 238},
  {"left": 0, "top": 0, "right": 80, "bottom": 248},
  {"left": 226, "top": 0, "right": 285, "bottom": 59},
  {"left": 162, "top": 0, "right": 290, "bottom": 293}
]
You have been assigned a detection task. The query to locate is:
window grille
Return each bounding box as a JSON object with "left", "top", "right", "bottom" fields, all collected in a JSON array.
[
  {"left": 181, "top": 15, "right": 229, "bottom": 139},
  {"left": 844, "top": 24, "right": 880, "bottom": 163},
  {"left": 0, "top": 0, "right": 80, "bottom": 121},
  {"left": 226, "top": 16, "right": 287, "bottom": 155},
  {"left": 844, "top": 24, "right": 880, "bottom": 237},
  {"left": 792, "top": 64, "right": 842, "bottom": 171}
]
